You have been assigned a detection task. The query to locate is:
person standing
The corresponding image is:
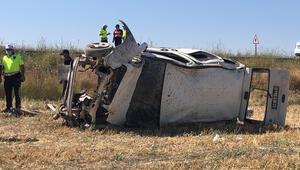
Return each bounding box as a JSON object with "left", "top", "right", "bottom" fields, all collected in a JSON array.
[
  {"left": 113, "top": 24, "right": 123, "bottom": 46},
  {"left": 0, "top": 45, "right": 25, "bottom": 113},
  {"left": 99, "top": 25, "right": 110, "bottom": 43},
  {"left": 58, "top": 49, "right": 73, "bottom": 98}
]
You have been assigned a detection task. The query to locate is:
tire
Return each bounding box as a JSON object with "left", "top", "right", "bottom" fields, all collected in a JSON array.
[{"left": 84, "top": 42, "right": 113, "bottom": 58}]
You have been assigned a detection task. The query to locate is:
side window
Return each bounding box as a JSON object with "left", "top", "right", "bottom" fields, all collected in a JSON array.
[
  {"left": 153, "top": 52, "right": 190, "bottom": 64},
  {"left": 190, "top": 51, "right": 218, "bottom": 61}
]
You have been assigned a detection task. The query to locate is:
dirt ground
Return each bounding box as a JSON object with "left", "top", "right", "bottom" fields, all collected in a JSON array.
[{"left": 0, "top": 99, "right": 299, "bottom": 169}]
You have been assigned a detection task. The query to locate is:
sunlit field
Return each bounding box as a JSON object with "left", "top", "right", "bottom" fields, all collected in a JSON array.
[
  {"left": 0, "top": 97, "right": 299, "bottom": 169},
  {"left": 0, "top": 48, "right": 299, "bottom": 169}
]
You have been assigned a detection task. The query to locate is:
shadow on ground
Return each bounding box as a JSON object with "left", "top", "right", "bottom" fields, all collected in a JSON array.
[
  {"left": 0, "top": 136, "right": 39, "bottom": 143},
  {"left": 92, "top": 120, "right": 299, "bottom": 137}
]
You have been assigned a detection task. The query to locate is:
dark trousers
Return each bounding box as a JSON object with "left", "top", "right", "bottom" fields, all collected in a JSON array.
[
  {"left": 114, "top": 38, "right": 122, "bottom": 46},
  {"left": 62, "top": 80, "right": 68, "bottom": 98},
  {"left": 101, "top": 39, "right": 108, "bottom": 43},
  {"left": 4, "top": 73, "right": 22, "bottom": 109}
]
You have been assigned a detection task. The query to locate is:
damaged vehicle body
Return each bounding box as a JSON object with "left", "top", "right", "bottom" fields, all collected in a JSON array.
[{"left": 58, "top": 21, "right": 289, "bottom": 128}]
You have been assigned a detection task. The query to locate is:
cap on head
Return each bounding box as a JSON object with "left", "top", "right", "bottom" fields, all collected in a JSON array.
[
  {"left": 5, "top": 44, "right": 14, "bottom": 50},
  {"left": 60, "top": 49, "right": 69, "bottom": 55},
  {"left": 103, "top": 25, "right": 108, "bottom": 28},
  {"left": 116, "top": 24, "right": 120, "bottom": 28}
]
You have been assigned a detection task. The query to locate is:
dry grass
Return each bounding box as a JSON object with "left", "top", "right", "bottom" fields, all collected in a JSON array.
[{"left": 0, "top": 95, "right": 299, "bottom": 169}]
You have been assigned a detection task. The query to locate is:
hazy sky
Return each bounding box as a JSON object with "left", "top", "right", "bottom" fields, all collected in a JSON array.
[{"left": 0, "top": 0, "right": 299, "bottom": 54}]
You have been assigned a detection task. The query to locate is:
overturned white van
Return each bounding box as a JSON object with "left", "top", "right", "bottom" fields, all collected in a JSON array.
[{"left": 58, "top": 21, "right": 289, "bottom": 128}]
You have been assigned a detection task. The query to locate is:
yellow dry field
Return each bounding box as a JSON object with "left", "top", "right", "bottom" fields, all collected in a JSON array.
[{"left": 0, "top": 96, "right": 299, "bottom": 169}]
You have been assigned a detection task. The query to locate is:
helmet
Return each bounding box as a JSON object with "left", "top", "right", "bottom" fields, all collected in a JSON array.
[{"left": 5, "top": 44, "right": 14, "bottom": 50}]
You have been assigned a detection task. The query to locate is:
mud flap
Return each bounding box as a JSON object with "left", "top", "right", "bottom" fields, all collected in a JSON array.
[{"left": 265, "top": 69, "right": 289, "bottom": 126}]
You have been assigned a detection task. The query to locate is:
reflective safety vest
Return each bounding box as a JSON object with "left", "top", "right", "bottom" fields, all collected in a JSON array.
[
  {"left": 114, "top": 29, "right": 123, "bottom": 38},
  {"left": 122, "top": 30, "right": 126, "bottom": 40},
  {"left": 0, "top": 53, "right": 24, "bottom": 75},
  {"left": 99, "top": 28, "right": 109, "bottom": 40}
]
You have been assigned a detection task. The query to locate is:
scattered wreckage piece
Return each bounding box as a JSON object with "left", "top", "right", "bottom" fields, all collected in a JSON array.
[
  {"left": 57, "top": 20, "right": 289, "bottom": 129},
  {"left": 19, "top": 109, "right": 41, "bottom": 116},
  {"left": 46, "top": 104, "right": 57, "bottom": 112},
  {"left": 1, "top": 108, "right": 40, "bottom": 117}
]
